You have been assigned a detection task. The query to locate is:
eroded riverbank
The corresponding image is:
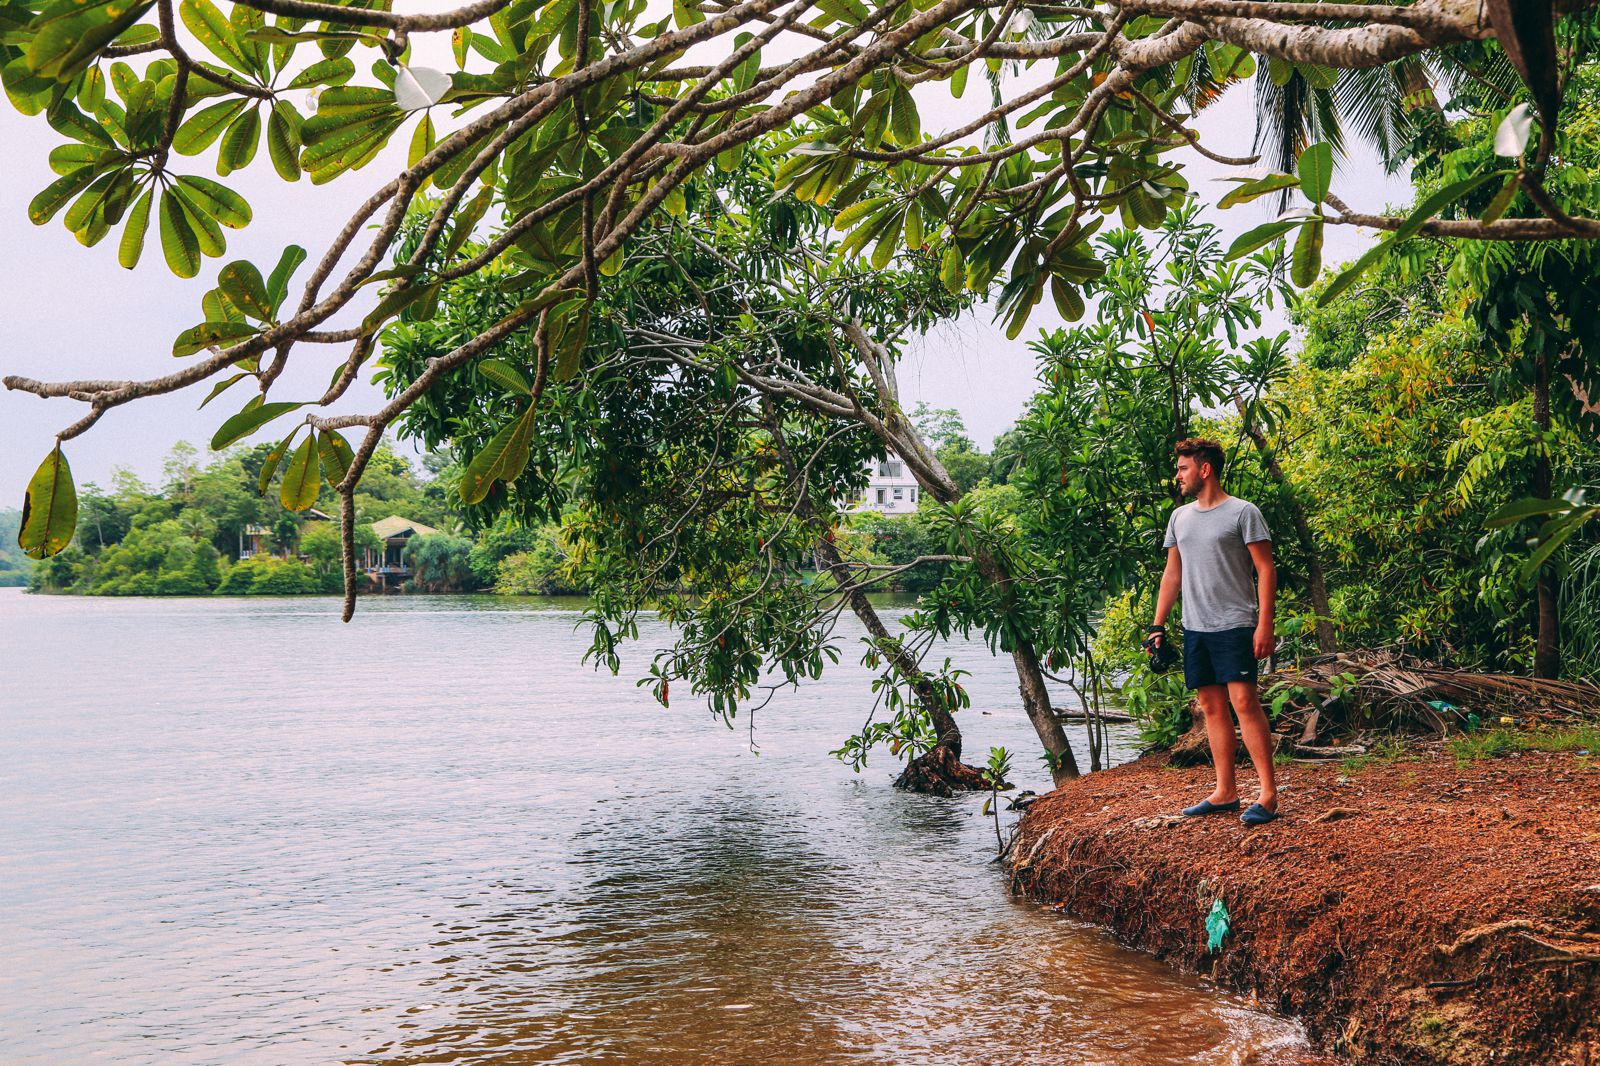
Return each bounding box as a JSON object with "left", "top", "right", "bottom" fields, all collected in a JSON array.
[{"left": 1006, "top": 749, "right": 1600, "bottom": 1065}]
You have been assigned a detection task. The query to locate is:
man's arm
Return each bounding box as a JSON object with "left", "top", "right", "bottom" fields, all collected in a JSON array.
[
  {"left": 1154, "top": 546, "right": 1181, "bottom": 630},
  {"left": 1248, "top": 539, "right": 1277, "bottom": 659}
]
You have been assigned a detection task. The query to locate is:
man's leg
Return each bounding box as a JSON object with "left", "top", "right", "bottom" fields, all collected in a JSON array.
[
  {"left": 1228, "top": 680, "right": 1278, "bottom": 811},
  {"left": 1195, "top": 684, "right": 1238, "bottom": 804}
]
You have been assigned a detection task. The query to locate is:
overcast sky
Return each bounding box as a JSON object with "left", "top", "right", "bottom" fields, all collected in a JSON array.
[{"left": 0, "top": 48, "right": 1411, "bottom": 504}]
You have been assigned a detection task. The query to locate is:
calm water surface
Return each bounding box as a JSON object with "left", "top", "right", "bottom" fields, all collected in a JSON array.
[{"left": 0, "top": 589, "right": 1309, "bottom": 1064}]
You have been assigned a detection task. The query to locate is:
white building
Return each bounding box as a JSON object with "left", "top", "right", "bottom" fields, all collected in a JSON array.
[{"left": 852, "top": 453, "right": 921, "bottom": 515}]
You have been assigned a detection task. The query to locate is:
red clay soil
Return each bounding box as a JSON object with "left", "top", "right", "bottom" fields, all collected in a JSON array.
[{"left": 1007, "top": 749, "right": 1600, "bottom": 1066}]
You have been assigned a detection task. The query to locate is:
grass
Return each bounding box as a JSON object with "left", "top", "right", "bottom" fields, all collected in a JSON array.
[
  {"left": 1448, "top": 725, "right": 1600, "bottom": 766},
  {"left": 1340, "top": 735, "right": 1409, "bottom": 775}
]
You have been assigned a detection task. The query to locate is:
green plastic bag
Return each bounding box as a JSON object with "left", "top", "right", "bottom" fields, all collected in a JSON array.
[{"left": 1206, "top": 898, "right": 1231, "bottom": 953}]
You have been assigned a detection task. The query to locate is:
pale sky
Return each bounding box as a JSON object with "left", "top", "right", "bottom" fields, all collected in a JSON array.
[{"left": 0, "top": 39, "right": 1411, "bottom": 503}]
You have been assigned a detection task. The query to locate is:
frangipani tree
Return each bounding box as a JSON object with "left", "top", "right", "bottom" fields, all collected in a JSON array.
[{"left": 6, "top": 0, "right": 1598, "bottom": 612}]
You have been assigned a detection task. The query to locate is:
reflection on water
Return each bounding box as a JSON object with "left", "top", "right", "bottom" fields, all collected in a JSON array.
[{"left": 0, "top": 590, "right": 1309, "bottom": 1064}]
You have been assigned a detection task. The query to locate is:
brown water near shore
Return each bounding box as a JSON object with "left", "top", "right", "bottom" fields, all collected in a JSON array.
[{"left": 2, "top": 589, "right": 1315, "bottom": 1064}]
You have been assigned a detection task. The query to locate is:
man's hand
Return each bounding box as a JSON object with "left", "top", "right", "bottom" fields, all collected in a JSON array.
[
  {"left": 1144, "top": 624, "right": 1179, "bottom": 672},
  {"left": 1253, "top": 623, "right": 1275, "bottom": 660}
]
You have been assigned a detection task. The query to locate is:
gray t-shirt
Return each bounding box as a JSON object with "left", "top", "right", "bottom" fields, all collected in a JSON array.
[{"left": 1163, "top": 496, "right": 1271, "bottom": 632}]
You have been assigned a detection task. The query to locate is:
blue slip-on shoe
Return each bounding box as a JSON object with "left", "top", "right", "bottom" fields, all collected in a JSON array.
[
  {"left": 1182, "top": 798, "right": 1241, "bottom": 817},
  {"left": 1240, "top": 802, "right": 1278, "bottom": 826}
]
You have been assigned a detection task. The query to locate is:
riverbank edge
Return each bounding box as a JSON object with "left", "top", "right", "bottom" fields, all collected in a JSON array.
[{"left": 1005, "top": 750, "right": 1600, "bottom": 1065}]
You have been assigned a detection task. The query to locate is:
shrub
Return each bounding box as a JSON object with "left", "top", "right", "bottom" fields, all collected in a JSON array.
[{"left": 494, "top": 528, "right": 586, "bottom": 595}]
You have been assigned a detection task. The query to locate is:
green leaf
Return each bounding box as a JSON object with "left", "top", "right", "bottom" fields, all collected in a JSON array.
[
  {"left": 459, "top": 405, "right": 537, "bottom": 503},
  {"left": 1224, "top": 219, "right": 1302, "bottom": 260},
  {"left": 18, "top": 445, "right": 77, "bottom": 559},
  {"left": 61, "top": 170, "right": 121, "bottom": 234},
  {"left": 48, "top": 142, "right": 115, "bottom": 176},
  {"left": 159, "top": 189, "right": 203, "bottom": 278},
  {"left": 551, "top": 303, "right": 591, "bottom": 382},
  {"left": 217, "top": 107, "right": 261, "bottom": 175},
  {"left": 1518, "top": 509, "right": 1596, "bottom": 580},
  {"left": 1315, "top": 236, "right": 1391, "bottom": 306},
  {"left": 180, "top": 0, "right": 258, "bottom": 75},
  {"left": 1290, "top": 218, "right": 1323, "bottom": 288},
  {"left": 478, "top": 357, "right": 532, "bottom": 395},
  {"left": 117, "top": 186, "right": 154, "bottom": 268},
  {"left": 266, "top": 244, "right": 308, "bottom": 311},
  {"left": 211, "top": 397, "right": 304, "bottom": 449},
  {"left": 28, "top": 168, "right": 100, "bottom": 226},
  {"left": 1218, "top": 172, "right": 1298, "bottom": 209},
  {"left": 171, "top": 186, "right": 227, "bottom": 257},
  {"left": 173, "top": 99, "right": 247, "bottom": 155},
  {"left": 279, "top": 433, "right": 322, "bottom": 511},
  {"left": 175, "top": 174, "right": 252, "bottom": 228},
  {"left": 1049, "top": 275, "right": 1085, "bottom": 322},
  {"left": 27, "top": 0, "right": 156, "bottom": 81},
  {"left": 239, "top": 25, "right": 378, "bottom": 48},
  {"left": 813, "top": 0, "right": 869, "bottom": 23},
  {"left": 113, "top": 24, "right": 161, "bottom": 48},
  {"left": 173, "top": 318, "right": 259, "bottom": 356},
  {"left": 362, "top": 281, "right": 441, "bottom": 333},
  {"left": 1485, "top": 496, "right": 1570, "bottom": 528},
  {"left": 1481, "top": 174, "right": 1519, "bottom": 224},
  {"left": 285, "top": 56, "right": 355, "bottom": 91},
  {"left": 1392, "top": 170, "right": 1504, "bottom": 244},
  {"left": 672, "top": 0, "right": 704, "bottom": 29},
  {"left": 889, "top": 88, "right": 920, "bottom": 147},
  {"left": 408, "top": 111, "right": 435, "bottom": 169},
  {"left": 939, "top": 243, "right": 963, "bottom": 294},
  {"left": 256, "top": 429, "right": 296, "bottom": 494},
  {"left": 216, "top": 260, "right": 273, "bottom": 320},
  {"left": 266, "top": 102, "right": 302, "bottom": 181},
  {"left": 833, "top": 195, "right": 890, "bottom": 230},
  {"left": 301, "top": 112, "right": 404, "bottom": 182},
  {"left": 459, "top": 415, "right": 519, "bottom": 504},
  {"left": 48, "top": 101, "right": 117, "bottom": 149},
  {"left": 1297, "top": 141, "right": 1333, "bottom": 204},
  {"left": 198, "top": 372, "right": 250, "bottom": 409},
  {"left": 317, "top": 429, "right": 353, "bottom": 488}
]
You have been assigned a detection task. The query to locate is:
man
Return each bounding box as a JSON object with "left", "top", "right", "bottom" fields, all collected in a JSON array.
[{"left": 1146, "top": 438, "right": 1280, "bottom": 826}]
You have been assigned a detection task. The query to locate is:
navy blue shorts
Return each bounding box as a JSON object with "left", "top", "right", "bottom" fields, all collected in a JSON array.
[{"left": 1183, "top": 626, "right": 1259, "bottom": 689}]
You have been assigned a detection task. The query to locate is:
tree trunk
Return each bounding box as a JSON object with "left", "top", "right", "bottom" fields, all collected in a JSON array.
[
  {"left": 742, "top": 323, "right": 1083, "bottom": 785},
  {"left": 764, "top": 407, "right": 988, "bottom": 795},
  {"left": 1533, "top": 352, "right": 1561, "bottom": 678},
  {"left": 1233, "top": 390, "right": 1336, "bottom": 654},
  {"left": 814, "top": 534, "right": 988, "bottom": 796},
  {"left": 873, "top": 402, "right": 1081, "bottom": 785}
]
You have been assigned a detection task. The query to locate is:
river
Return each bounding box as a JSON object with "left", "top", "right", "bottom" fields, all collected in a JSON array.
[{"left": 0, "top": 589, "right": 1310, "bottom": 1064}]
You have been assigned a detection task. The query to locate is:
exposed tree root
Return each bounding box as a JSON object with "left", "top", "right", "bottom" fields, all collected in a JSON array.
[{"left": 894, "top": 743, "right": 989, "bottom": 797}]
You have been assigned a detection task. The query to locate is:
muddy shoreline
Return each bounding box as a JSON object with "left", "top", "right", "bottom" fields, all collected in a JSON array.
[{"left": 1006, "top": 749, "right": 1600, "bottom": 1065}]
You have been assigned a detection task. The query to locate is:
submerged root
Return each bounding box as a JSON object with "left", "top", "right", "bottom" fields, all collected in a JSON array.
[{"left": 895, "top": 744, "right": 989, "bottom": 797}]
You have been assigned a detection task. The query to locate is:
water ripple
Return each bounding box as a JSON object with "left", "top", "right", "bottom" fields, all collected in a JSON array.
[{"left": 0, "top": 589, "right": 1308, "bottom": 1065}]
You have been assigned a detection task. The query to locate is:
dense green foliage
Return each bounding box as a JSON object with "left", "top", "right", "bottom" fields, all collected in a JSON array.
[
  {"left": 0, "top": 510, "right": 35, "bottom": 586},
  {"left": 27, "top": 441, "right": 476, "bottom": 595}
]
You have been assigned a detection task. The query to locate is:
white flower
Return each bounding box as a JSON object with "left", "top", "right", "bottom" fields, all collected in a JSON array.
[
  {"left": 394, "top": 65, "right": 451, "bottom": 112},
  {"left": 1006, "top": 9, "right": 1035, "bottom": 34},
  {"left": 1494, "top": 103, "right": 1534, "bottom": 158}
]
